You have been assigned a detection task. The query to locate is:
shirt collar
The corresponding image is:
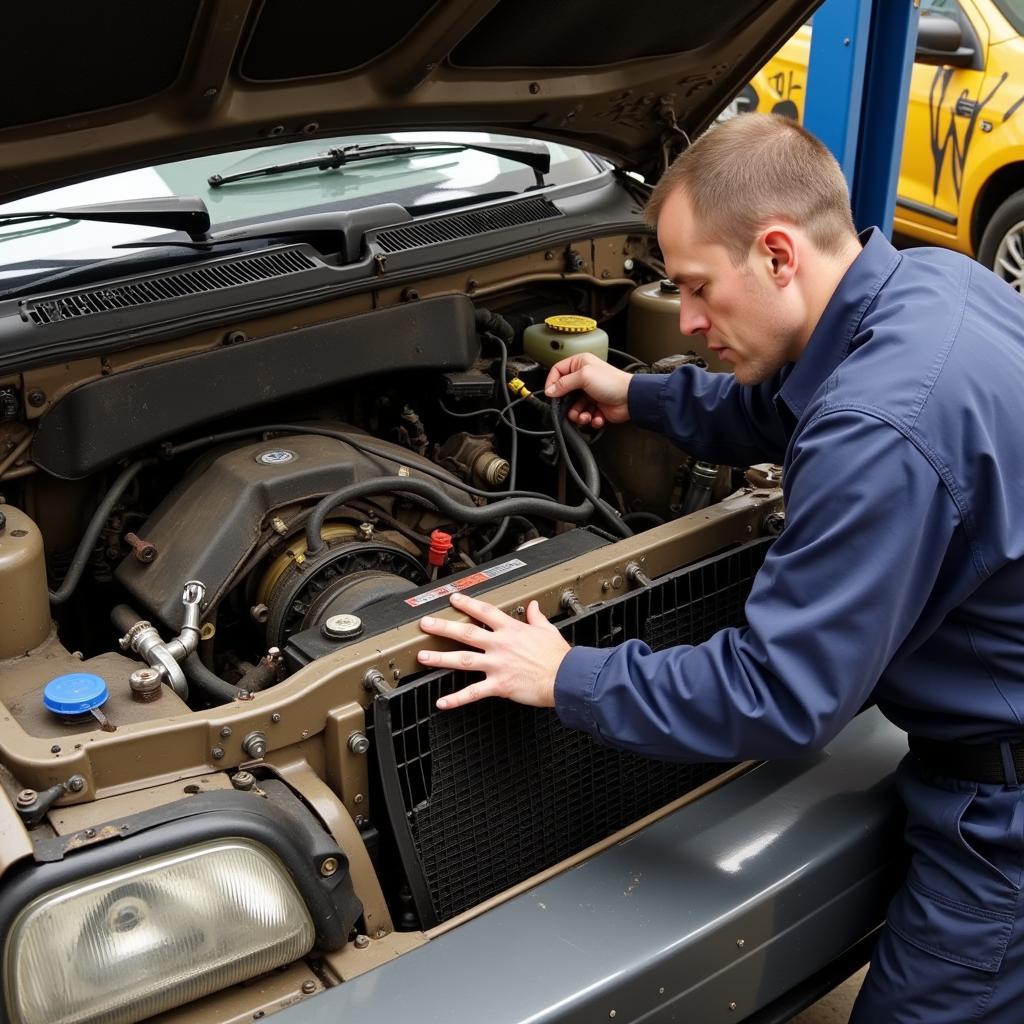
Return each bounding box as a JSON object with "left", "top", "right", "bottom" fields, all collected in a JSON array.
[{"left": 776, "top": 227, "right": 901, "bottom": 424}]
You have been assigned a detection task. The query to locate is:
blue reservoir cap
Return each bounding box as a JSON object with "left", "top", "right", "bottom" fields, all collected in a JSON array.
[{"left": 43, "top": 673, "right": 108, "bottom": 716}]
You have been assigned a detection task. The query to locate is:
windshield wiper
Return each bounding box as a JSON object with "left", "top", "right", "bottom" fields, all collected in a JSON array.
[
  {"left": 208, "top": 141, "right": 552, "bottom": 189},
  {"left": 0, "top": 197, "right": 211, "bottom": 241}
]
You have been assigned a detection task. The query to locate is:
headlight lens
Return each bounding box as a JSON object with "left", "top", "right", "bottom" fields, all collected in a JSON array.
[{"left": 4, "top": 838, "right": 316, "bottom": 1024}]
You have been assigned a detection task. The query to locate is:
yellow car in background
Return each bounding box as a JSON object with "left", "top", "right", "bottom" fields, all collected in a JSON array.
[{"left": 743, "top": 0, "right": 1024, "bottom": 292}]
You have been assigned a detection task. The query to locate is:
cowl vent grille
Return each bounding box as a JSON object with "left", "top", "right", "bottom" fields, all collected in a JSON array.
[
  {"left": 22, "top": 248, "right": 318, "bottom": 325},
  {"left": 373, "top": 197, "right": 561, "bottom": 254}
]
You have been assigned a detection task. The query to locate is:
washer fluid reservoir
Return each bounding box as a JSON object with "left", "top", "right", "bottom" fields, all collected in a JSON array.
[{"left": 524, "top": 315, "right": 608, "bottom": 369}]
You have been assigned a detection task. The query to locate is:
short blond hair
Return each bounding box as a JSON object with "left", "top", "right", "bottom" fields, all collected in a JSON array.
[{"left": 645, "top": 113, "right": 856, "bottom": 262}]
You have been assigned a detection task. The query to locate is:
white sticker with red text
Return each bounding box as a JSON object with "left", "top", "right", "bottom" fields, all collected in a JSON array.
[{"left": 404, "top": 559, "right": 527, "bottom": 607}]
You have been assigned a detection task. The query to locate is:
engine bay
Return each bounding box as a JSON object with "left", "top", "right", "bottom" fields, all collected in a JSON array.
[{"left": 0, "top": 231, "right": 783, "bottom": 997}]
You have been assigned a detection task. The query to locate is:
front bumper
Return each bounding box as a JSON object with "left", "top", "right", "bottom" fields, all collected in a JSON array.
[{"left": 282, "top": 707, "right": 906, "bottom": 1023}]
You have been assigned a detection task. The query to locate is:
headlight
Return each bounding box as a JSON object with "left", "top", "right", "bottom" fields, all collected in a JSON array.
[{"left": 4, "top": 838, "right": 315, "bottom": 1024}]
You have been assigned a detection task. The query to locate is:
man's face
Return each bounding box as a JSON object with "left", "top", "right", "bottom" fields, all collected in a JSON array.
[{"left": 656, "top": 188, "right": 801, "bottom": 385}]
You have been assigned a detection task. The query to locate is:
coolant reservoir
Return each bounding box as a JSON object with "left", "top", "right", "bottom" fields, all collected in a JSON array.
[
  {"left": 0, "top": 505, "right": 51, "bottom": 658},
  {"left": 627, "top": 280, "right": 726, "bottom": 371},
  {"left": 524, "top": 315, "right": 609, "bottom": 369}
]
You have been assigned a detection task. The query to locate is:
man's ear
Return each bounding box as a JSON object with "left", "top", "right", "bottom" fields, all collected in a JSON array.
[{"left": 758, "top": 227, "right": 798, "bottom": 287}]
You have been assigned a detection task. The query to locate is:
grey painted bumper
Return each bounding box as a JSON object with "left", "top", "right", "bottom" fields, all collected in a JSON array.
[{"left": 284, "top": 708, "right": 907, "bottom": 1023}]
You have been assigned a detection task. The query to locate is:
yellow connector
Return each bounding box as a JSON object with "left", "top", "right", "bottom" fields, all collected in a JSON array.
[{"left": 507, "top": 377, "right": 532, "bottom": 399}]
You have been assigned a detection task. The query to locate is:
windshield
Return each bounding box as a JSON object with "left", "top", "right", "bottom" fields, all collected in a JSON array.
[
  {"left": 993, "top": 0, "right": 1024, "bottom": 34},
  {"left": 0, "top": 132, "right": 603, "bottom": 284}
]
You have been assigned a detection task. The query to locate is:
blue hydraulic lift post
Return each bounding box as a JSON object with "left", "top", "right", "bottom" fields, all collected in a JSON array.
[{"left": 803, "top": 0, "right": 920, "bottom": 235}]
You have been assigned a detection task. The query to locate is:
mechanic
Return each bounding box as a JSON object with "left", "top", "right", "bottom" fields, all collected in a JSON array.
[{"left": 417, "top": 112, "right": 1024, "bottom": 1023}]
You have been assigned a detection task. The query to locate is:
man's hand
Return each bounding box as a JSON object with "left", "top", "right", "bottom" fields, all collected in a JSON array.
[
  {"left": 417, "top": 591, "right": 570, "bottom": 710},
  {"left": 544, "top": 353, "right": 633, "bottom": 429}
]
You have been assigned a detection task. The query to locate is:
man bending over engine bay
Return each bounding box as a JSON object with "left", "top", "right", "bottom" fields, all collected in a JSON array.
[{"left": 418, "top": 112, "right": 1024, "bottom": 1023}]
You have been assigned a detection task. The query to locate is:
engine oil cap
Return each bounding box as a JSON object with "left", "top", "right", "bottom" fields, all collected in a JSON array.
[{"left": 43, "top": 673, "right": 109, "bottom": 716}]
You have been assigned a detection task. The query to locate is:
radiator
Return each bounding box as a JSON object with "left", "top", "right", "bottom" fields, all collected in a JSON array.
[{"left": 373, "top": 538, "right": 771, "bottom": 927}]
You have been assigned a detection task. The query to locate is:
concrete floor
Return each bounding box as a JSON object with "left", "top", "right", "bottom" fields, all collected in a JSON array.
[{"left": 789, "top": 967, "right": 866, "bottom": 1023}]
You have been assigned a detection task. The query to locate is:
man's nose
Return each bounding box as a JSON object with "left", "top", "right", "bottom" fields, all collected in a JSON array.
[{"left": 679, "top": 301, "right": 710, "bottom": 336}]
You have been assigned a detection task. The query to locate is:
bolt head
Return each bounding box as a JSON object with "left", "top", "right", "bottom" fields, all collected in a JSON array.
[
  {"left": 220, "top": 726, "right": 232, "bottom": 738},
  {"left": 66, "top": 775, "right": 86, "bottom": 793},
  {"left": 301, "top": 979, "right": 317, "bottom": 994},
  {"left": 211, "top": 746, "right": 225, "bottom": 760},
  {"left": 348, "top": 732, "right": 370, "bottom": 755},
  {"left": 16, "top": 789, "right": 36, "bottom": 807},
  {"left": 232, "top": 771, "right": 256, "bottom": 791},
  {"left": 353, "top": 934, "right": 370, "bottom": 949},
  {"left": 320, "top": 856, "right": 339, "bottom": 877}
]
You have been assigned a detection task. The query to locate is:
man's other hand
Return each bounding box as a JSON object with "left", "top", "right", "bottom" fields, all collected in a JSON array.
[
  {"left": 417, "top": 591, "right": 570, "bottom": 710},
  {"left": 544, "top": 353, "right": 633, "bottom": 429}
]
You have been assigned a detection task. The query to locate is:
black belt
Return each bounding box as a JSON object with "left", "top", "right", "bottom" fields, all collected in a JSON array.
[{"left": 909, "top": 735, "right": 1024, "bottom": 785}]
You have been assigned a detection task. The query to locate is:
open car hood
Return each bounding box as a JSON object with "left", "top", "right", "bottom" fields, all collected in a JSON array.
[{"left": 0, "top": 0, "right": 819, "bottom": 202}]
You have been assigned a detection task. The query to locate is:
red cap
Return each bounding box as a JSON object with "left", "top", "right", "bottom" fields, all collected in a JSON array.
[{"left": 428, "top": 529, "right": 454, "bottom": 567}]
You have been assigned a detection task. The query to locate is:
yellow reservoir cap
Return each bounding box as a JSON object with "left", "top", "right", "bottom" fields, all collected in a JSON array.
[{"left": 544, "top": 315, "right": 597, "bottom": 334}]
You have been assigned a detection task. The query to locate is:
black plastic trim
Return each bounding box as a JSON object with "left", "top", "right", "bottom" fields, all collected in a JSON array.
[
  {"left": 0, "top": 783, "right": 362, "bottom": 1024},
  {"left": 31, "top": 294, "right": 479, "bottom": 479},
  {"left": 896, "top": 196, "right": 958, "bottom": 226}
]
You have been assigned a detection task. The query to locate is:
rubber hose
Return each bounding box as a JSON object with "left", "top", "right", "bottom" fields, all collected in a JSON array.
[{"left": 49, "top": 458, "right": 158, "bottom": 605}]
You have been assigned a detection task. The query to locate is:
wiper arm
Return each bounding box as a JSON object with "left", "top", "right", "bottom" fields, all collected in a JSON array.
[
  {"left": 208, "top": 141, "right": 552, "bottom": 188},
  {"left": 0, "top": 198, "right": 211, "bottom": 241}
]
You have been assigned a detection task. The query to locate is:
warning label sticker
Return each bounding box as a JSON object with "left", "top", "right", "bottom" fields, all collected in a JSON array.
[{"left": 404, "top": 559, "right": 527, "bottom": 608}]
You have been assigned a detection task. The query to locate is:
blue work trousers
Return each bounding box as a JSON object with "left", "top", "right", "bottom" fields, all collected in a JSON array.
[{"left": 851, "top": 756, "right": 1024, "bottom": 1022}]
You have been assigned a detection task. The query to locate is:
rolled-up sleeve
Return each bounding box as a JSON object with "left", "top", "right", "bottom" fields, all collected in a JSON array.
[
  {"left": 628, "top": 364, "right": 788, "bottom": 465},
  {"left": 555, "top": 409, "right": 963, "bottom": 761}
]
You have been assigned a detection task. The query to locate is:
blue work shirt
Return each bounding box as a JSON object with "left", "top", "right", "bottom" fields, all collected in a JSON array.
[{"left": 555, "top": 229, "right": 1024, "bottom": 761}]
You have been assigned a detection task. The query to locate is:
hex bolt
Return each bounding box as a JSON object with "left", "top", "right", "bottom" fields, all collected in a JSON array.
[
  {"left": 84, "top": 828, "right": 96, "bottom": 839},
  {"left": 560, "top": 590, "right": 585, "bottom": 616},
  {"left": 271, "top": 713, "right": 282, "bottom": 724},
  {"left": 50, "top": 744, "right": 61, "bottom": 754},
  {"left": 124, "top": 532, "right": 158, "bottom": 564},
  {"left": 728, "top": 1003, "right": 737, "bottom": 1011},
  {"left": 348, "top": 732, "right": 370, "bottom": 755},
  {"left": 65, "top": 775, "right": 86, "bottom": 793},
  {"left": 211, "top": 746, "right": 225, "bottom": 760},
  {"left": 625, "top": 561, "right": 653, "bottom": 588},
  {"left": 320, "top": 857, "right": 339, "bottom": 877},
  {"left": 27, "top": 389, "right": 46, "bottom": 408},
  {"left": 250, "top": 603, "right": 270, "bottom": 624},
  {"left": 231, "top": 771, "right": 256, "bottom": 791},
  {"left": 16, "top": 789, "right": 36, "bottom": 808},
  {"left": 220, "top": 726, "right": 232, "bottom": 738},
  {"left": 353, "top": 934, "right": 370, "bottom": 949},
  {"left": 363, "top": 668, "right": 390, "bottom": 695},
  {"left": 301, "top": 980, "right": 317, "bottom": 994},
  {"left": 241, "top": 731, "right": 268, "bottom": 758}
]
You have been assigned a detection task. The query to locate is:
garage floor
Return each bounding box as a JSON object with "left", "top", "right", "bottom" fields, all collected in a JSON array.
[{"left": 790, "top": 967, "right": 866, "bottom": 1023}]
